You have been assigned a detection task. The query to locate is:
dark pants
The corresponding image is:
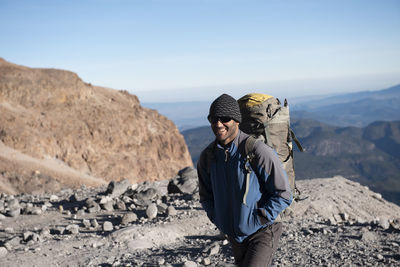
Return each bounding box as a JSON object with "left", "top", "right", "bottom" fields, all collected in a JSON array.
[{"left": 228, "top": 222, "right": 283, "bottom": 267}]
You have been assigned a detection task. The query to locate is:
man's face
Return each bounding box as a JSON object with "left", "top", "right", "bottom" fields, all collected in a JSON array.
[{"left": 209, "top": 117, "right": 239, "bottom": 146}]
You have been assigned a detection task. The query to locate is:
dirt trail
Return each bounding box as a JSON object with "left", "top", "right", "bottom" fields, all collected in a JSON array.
[{"left": 0, "top": 141, "right": 106, "bottom": 193}]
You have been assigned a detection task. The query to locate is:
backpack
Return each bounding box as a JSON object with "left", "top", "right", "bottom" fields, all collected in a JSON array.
[{"left": 237, "top": 93, "right": 304, "bottom": 201}]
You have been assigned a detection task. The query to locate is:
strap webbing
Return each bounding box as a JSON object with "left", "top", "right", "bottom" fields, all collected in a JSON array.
[{"left": 290, "top": 128, "right": 304, "bottom": 152}]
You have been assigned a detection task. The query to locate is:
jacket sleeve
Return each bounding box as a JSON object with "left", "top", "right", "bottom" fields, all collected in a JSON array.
[
  {"left": 197, "top": 149, "right": 215, "bottom": 223},
  {"left": 252, "top": 142, "right": 293, "bottom": 224}
]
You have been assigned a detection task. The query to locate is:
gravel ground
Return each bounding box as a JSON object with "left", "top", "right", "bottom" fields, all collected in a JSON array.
[{"left": 0, "top": 174, "right": 399, "bottom": 267}]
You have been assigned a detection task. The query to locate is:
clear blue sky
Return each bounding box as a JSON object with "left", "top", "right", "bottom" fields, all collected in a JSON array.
[{"left": 1, "top": 0, "right": 399, "bottom": 102}]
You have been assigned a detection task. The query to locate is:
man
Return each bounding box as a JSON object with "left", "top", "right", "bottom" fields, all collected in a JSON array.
[{"left": 197, "top": 94, "right": 292, "bottom": 267}]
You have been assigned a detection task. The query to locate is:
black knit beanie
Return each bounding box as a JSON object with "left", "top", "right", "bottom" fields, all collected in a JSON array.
[{"left": 208, "top": 94, "right": 242, "bottom": 123}]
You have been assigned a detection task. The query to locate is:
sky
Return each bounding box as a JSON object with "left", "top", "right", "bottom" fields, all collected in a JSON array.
[{"left": 1, "top": 0, "right": 400, "bottom": 103}]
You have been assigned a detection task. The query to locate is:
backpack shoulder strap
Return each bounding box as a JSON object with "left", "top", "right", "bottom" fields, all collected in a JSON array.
[
  {"left": 241, "top": 135, "right": 262, "bottom": 205},
  {"left": 243, "top": 135, "right": 263, "bottom": 164}
]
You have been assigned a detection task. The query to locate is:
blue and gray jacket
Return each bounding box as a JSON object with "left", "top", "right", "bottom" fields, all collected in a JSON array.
[{"left": 197, "top": 130, "right": 292, "bottom": 243}]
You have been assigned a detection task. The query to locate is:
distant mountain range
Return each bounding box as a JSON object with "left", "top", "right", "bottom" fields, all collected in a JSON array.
[
  {"left": 181, "top": 120, "right": 400, "bottom": 205},
  {"left": 144, "top": 84, "right": 400, "bottom": 130},
  {"left": 291, "top": 84, "right": 400, "bottom": 127}
]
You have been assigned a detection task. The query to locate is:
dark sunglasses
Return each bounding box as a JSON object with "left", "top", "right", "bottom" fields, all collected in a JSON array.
[{"left": 208, "top": 116, "right": 232, "bottom": 124}]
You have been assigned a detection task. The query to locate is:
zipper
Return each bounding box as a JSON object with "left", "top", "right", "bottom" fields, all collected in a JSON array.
[{"left": 224, "top": 148, "right": 229, "bottom": 162}]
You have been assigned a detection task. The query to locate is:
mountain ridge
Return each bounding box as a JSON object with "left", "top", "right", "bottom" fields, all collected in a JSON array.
[
  {"left": 292, "top": 84, "right": 400, "bottom": 127},
  {"left": 0, "top": 58, "right": 192, "bottom": 194}
]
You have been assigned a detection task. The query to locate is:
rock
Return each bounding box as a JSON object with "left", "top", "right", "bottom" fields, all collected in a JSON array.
[
  {"left": 82, "top": 219, "right": 91, "bottom": 228},
  {"left": 203, "top": 258, "right": 211, "bottom": 265},
  {"left": 7, "top": 198, "right": 20, "bottom": 210},
  {"left": 5, "top": 237, "right": 21, "bottom": 248},
  {"left": 157, "top": 258, "right": 166, "bottom": 265},
  {"left": 134, "top": 188, "right": 159, "bottom": 206},
  {"left": 99, "top": 196, "right": 113, "bottom": 204},
  {"left": 178, "top": 166, "right": 198, "bottom": 180},
  {"left": 40, "top": 228, "right": 51, "bottom": 238},
  {"left": 41, "top": 204, "right": 49, "bottom": 212},
  {"left": 77, "top": 209, "right": 86, "bottom": 216},
  {"left": 183, "top": 261, "right": 197, "bottom": 267},
  {"left": 355, "top": 217, "right": 367, "bottom": 225},
  {"left": 361, "top": 231, "right": 377, "bottom": 242},
  {"left": 103, "top": 221, "right": 114, "bottom": 232},
  {"left": 52, "top": 227, "right": 66, "bottom": 235},
  {"left": 115, "top": 199, "right": 127, "bottom": 210},
  {"left": 122, "top": 196, "right": 133, "bottom": 204},
  {"left": 88, "top": 203, "right": 101, "bottom": 213},
  {"left": 31, "top": 207, "right": 42, "bottom": 215},
  {"left": 101, "top": 200, "right": 114, "bottom": 211},
  {"left": 333, "top": 214, "right": 342, "bottom": 224},
  {"left": 4, "top": 227, "right": 14, "bottom": 234},
  {"left": 86, "top": 198, "right": 101, "bottom": 213},
  {"left": 378, "top": 216, "right": 390, "bottom": 230},
  {"left": 146, "top": 203, "right": 158, "bottom": 219},
  {"left": 7, "top": 208, "right": 21, "bottom": 217},
  {"left": 168, "top": 167, "right": 198, "bottom": 195},
  {"left": 23, "top": 231, "right": 34, "bottom": 241},
  {"left": 23, "top": 232, "right": 41, "bottom": 242},
  {"left": 69, "top": 193, "right": 85, "bottom": 202},
  {"left": 208, "top": 242, "right": 220, "bottom": 256},
  {"left": 50, "top": 195, "right": 59, "bottom": 202},
  {"left": 121, "top": 213, "right": 138, "bottom": 225},
  {"left": 23, "top": 204, "right": 34, "bottom": 215},
  {"left": 0, "top": 247, "right": 8, "bottom": 257},
  {"left": 91, "top": 219, "right": 99, "bottom": 228},
  {"left": 167, "top": 206, "right": 177, "bottom": 216},
  {"left": 340, "top": 212, "right": 349, "bottom": 221},
  {"left": 106, "top": 180, "right": 131, "bottom": 199},
  {"left": 66, "top": 224, "right": 80, "bottom": 234},
  {"left": 157, "top": 203, "right": 168, "bottom": 213}
]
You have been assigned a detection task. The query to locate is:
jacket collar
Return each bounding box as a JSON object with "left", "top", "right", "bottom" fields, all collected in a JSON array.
[{"left": 215, "top": 129, "right": 248, "bottom": 154}]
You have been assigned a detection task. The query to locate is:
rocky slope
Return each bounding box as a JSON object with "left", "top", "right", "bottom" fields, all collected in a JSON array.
[
  {"left": 0, "top": 171, "right": 399, "bottom": 267},
  {"left": 0, "top": 58, "right": 192, "bottom": 194}
]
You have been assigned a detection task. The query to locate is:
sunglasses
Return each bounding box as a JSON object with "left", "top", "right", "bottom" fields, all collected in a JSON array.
[{"left": 208, "top": 116, "right": 232, "bottom": 124}]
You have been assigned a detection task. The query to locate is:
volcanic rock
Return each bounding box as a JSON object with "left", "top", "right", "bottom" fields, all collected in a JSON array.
[
  {"left": 121, "top": 213, "right": 138, "bottom": 225},
  {"left": 0, "top": 247, "right": 8, "bottom": 257},
  {"left": 103, "top": 221, "right": 114, "bottom": 232},
  {"left": 146, "top": 203, "right": 158, "bottom": 219},
  {"left": 168, "top": 166, "right": 198, "bottom": 195}
]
